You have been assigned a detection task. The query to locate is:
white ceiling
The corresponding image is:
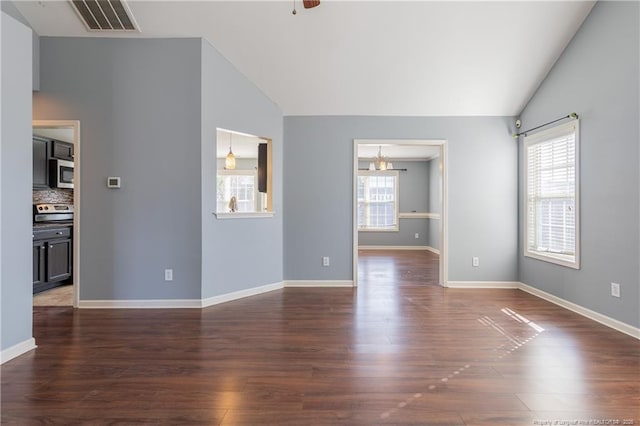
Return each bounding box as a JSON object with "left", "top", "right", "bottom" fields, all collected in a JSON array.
[
  {"left": 216, "top": 128, "right": 264, "bottom": 159},
  {"left": 16, "top": 0, "right": 595, "bottom": 116}
]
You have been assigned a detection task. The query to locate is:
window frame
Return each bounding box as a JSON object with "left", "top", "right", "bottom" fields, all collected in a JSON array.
[
  {"left": 357, "top": 170, "right": 400, "bottom": 232},
  {"left": 524, "top": 119, "right": 580, "bottom": 269},
  {"left": 216, "top": 169, "right": 258, "bottom": 214}
]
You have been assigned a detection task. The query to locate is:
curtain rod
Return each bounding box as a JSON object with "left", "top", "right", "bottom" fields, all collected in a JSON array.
[{"left": 512, "top": 112, "right": 579, "bottom": 139}]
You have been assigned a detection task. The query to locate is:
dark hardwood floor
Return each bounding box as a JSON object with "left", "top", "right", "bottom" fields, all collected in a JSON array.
[
  {"left": 358, "top": 249, "right": 440, "bottom": 286},
  {"left": 2, "top": 251, "right": 638, "bottom": 424}
]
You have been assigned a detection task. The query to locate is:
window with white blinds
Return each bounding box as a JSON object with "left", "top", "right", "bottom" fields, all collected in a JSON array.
[
  {"left": 357, "top": 171, "right": 399, "bottom": 231},
  {"left": 524, "top": 120, "right": 580, "bottom": 269}
]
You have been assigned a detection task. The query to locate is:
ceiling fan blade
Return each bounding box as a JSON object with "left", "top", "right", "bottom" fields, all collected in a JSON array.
[{"left": 303, "top": 0, "right": 320, "bottom": 9}]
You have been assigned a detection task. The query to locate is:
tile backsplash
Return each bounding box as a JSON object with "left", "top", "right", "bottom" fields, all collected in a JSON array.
[{"left": 33, "top": 188, "right": 73, "bottom": 205}]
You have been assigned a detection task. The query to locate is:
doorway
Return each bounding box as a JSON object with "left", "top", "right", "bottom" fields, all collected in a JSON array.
[
  {"left": 352, "top": 139, "right": 448, "bottom": 288},
  {"left": 32, "top": 120, "right": 80, "bottom": 307}
]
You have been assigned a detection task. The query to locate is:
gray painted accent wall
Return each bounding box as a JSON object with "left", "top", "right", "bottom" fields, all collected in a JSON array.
[
  {"left": 32, "top": 30, "right": 39, "bottom": 91},
  {"left": 359, "top": 220, "right": 429, "bottom": 247},
  {"left": 284, "top": 116, "right": 517, "bottom": 282},
  {"left": 1, "top": 12, "right": 33, "bottom": 350},
  {"left": 34, "top": 38, "right": 203, "bottom": 300},
  {"left": 518, "top": 1, "right": 640, "bottom": 328},
  {"left": 427, "top": 158, "right": 441, "bottom": 250},
  {"left": 201, "top": 39, "right": 283, "bottom": 299},
  {"left": 0, "top": 1, "right": 38, "bottom": 90}
]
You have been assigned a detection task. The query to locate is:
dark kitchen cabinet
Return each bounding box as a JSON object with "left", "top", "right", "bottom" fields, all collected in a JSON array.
[
  {"left": 32, "top": 136, "right": 50, "bottom": 189},
  {"left": 32, "top": 241, "right": 46, "bottom": 287},
  {"left": 50, "top": 140, "right": 74, "bottom": 161},
  {"left": 32, "top": 226, "right": 72, "bottom": 294},
  {"left": 47, "top": 239, "right": 72, "bottom": 282}
]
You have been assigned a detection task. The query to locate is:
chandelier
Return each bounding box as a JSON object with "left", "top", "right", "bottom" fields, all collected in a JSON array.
[{"left": 369, "top": 145, "right": 393, "bottom": 171}]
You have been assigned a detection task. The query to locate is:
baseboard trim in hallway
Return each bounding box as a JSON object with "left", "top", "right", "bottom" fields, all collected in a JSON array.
[
  {"left": 78, "top": 299, "right": 203, "bottom": 309},
  {"left": 75, "top": 281, "right": 356, "bottom": 310},
  {"left": 1, "top": 338, "right": 36, "bottom": 365},
  {"left": 446, "top": 281, "right": 520, "bottom": 289},
  {"left": 201, "top": 282, "right": 284, "bottom": 308},
  {"left": 359, "top": 245, "right": 435, "bottom": 251},
  {"left": 284, "top": 280, "right": 354, "bottom": 288},
  {"left": 518, "top": 282, "right": 640, "bottom": 340},
  {"left": 447, "top": 280, "right": 640, "bottom": 339}
]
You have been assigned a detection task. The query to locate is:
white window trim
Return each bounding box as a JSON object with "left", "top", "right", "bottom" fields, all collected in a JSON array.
[
  {"left": 524, "top": 119, "right": 580, "bottom": 269},
  {"left": 357, "top": 170, "right": 400, "bottom": 232}
]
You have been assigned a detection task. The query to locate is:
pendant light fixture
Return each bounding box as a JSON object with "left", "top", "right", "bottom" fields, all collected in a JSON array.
[
  {"left": 374, "top": 145, "right": 388, "bottom": 171},
  {"left": 225, "top": 132, "right": 236, "bottom": 170}
]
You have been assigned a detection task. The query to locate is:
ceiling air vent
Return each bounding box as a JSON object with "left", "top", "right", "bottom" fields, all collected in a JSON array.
[{"left": 70, "top": 0, "right": 140, "bottom": 32}]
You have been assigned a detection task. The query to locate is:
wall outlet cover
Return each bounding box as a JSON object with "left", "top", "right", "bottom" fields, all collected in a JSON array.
[
  {"left": 472, "top": 257, "right": 480, "bottom": 267},
  {"left": 611, "top": 282, "right": 620, "bottom": 298}
]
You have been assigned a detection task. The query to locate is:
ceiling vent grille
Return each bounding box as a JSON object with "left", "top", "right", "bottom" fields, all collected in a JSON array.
[{"left": 70, "top": 0, "right": 140, "bottom": 32}]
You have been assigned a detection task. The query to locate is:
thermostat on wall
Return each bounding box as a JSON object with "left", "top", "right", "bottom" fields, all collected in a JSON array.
[{"left": 107, "top": 177, "right": 121, "bottom": 188}]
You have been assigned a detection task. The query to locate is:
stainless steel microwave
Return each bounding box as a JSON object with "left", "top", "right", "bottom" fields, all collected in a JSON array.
[{"left": 49, "top": 159, "right": 74, "bottom": 189}]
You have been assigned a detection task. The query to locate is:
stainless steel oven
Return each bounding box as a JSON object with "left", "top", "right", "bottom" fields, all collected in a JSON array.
[
  {"left": 49, "top": 159, "right": 74, "bottom": 189},
  {"left": 33, "top": 203, "right": 74, "bottom": 223}
]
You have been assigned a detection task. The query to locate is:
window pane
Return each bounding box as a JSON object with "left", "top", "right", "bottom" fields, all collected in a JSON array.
[
  {"left": 525, "top": 121, "right": 578, "bottom": 267},
  {"left": 217, "top": 173, "right": 256, "bottom": 212},
  {"left": 357, "top": 172, "right": 398, "bottom": 230}
]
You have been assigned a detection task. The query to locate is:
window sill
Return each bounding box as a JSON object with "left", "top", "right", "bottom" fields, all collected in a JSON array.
[
  {"left": 524, "top": 250, "right": 579, "bottom": 269},
  {"left": 358, "top": 228, "right": 399, "bottom": 233},
  {"left": 214, "top": 212, "right": 275, "bottom": 219}
]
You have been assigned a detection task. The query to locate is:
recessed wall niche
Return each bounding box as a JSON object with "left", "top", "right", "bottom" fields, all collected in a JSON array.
[{"left": 215, "top": 128, "right": 273, "bottom": 218}]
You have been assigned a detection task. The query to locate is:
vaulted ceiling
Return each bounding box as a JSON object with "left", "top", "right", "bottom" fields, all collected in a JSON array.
[{"left": 16, "top": 0, "right": 595, "bottom": 116}]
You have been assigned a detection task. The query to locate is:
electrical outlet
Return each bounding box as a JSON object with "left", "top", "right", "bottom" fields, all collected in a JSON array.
[
  {"left": 472, "top": 257, "right": 480, "bottom": 267},
  {"left": 414, "top": 233, "right": 419, "bottom": 239},
  {"left": 322, "top": 256, "right": 330, "bottom": 267},
  {"left": 164, "top": 269, "right": 173, "bottom": 281},
  {"left": 611, "top": 282, "right": 620, "bottom": 298}
]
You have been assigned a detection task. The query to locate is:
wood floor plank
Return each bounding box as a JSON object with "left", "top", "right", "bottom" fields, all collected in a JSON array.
[{"left": 2, "top": 250, "right": 638, "bottom": 424}]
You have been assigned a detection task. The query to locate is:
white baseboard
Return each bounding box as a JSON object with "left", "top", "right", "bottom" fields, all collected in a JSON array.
[
  {"left": 201, "top": 282, "right": 284, "bottom": 308},
  {"left": 78, "top": 299, "right": 202, "bottom": 309},
  {"left": 1, "top": 338, "right": 37, "bottom": 364},
  {"left": 79, "top": 282, "right": 286, "bottom": 309},
  {"left": 424, "top": 246, "right": 440, "bottom": 255},
  {"left": 284, "top": 280, "right": 354, "bottom": 287},
  {"left": 446, "top": 281, "right": 521, "bottom": 289},
  {"left": 358, "top": 246, "right": 432, "bottom": 251},
  {"left": 518, "top": 282, "right": 640, "bottom": 340},
  {"left": 442, "top": 281, "right": 639, "bottom": 339}
]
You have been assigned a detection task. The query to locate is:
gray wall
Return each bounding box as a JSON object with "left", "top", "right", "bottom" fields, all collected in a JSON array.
[
  {"left": 427, "top": 157, "right": 441, "bottom": 250},
  {"left": 34, "top": 38, "right": 203, "bottom": 300},
  {"left": 1, "top": 12, "right": 33, "bottom": 351},
  {"left": 358, "top": 160, "right": 430, "bottom": 247},
  {"left": 518, "top": 1, "right": 640, "bottom": 328},
  {"left": 284, "top": 116, "right": 517, "bottom": 282},
  {"left": 201, "top": 39, "right": 283, "bottom": 298},
  {"left": 0, "top": 1, "right": 39, "bottom": 90}
]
